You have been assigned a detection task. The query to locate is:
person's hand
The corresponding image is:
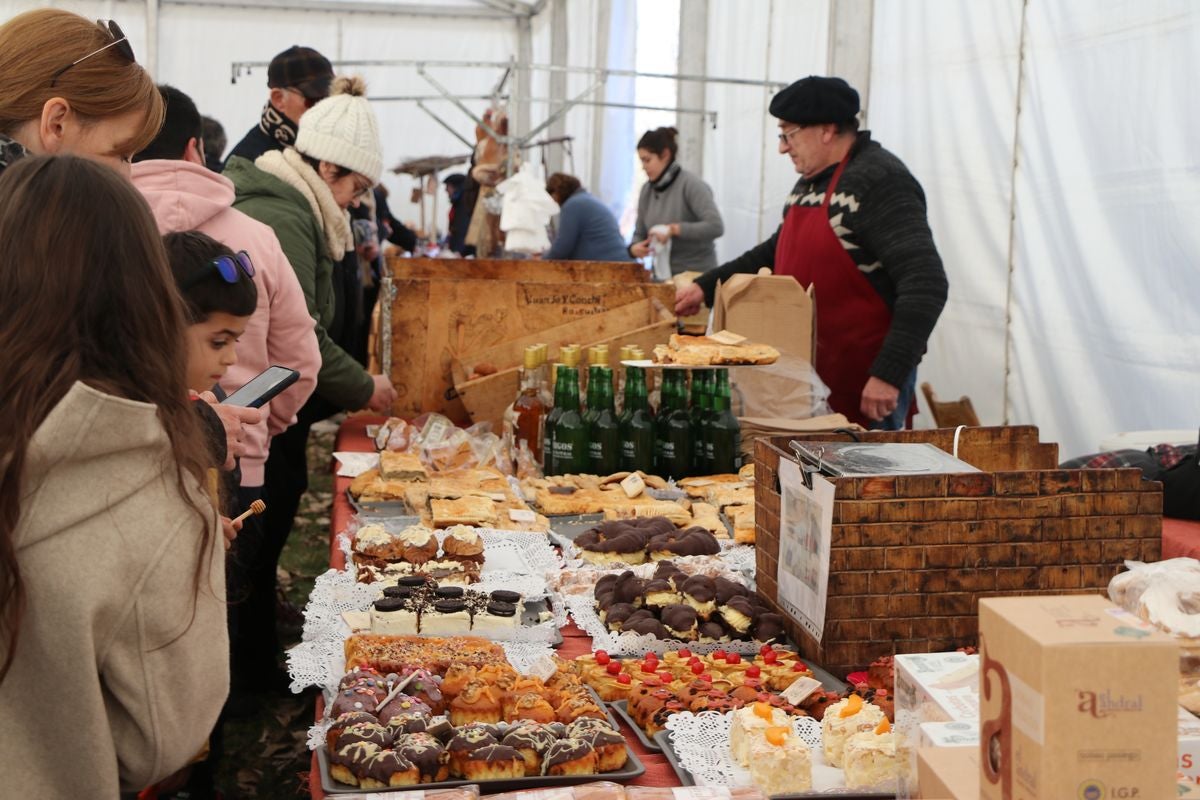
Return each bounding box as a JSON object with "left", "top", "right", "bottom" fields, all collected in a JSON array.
[
  {"left": 199, "top": 392, "right": 263, "bottom": 470},
  {"left": 220, "top": 515, "right": 242, "bottom": 550},
  {"left": 675, "top": 282, "right": 705, "bottom": 316},
  {"left": 650, "top": 223, "right": 679, "bottom": 243},
  {"left": 358, "top": 240, "right": 380, "bottom": 262},
  {"left": 630, "top": 239, "right": 651, "bottom": 259},
  {"left": 861, "top": 377, "right": 901, "bottom": 422},
  {"left": 367, "top": 374, "right": 397, "bottom": 413}
]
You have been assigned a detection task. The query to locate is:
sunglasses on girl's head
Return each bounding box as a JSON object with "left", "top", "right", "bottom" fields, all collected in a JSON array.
[
  {"left": 180, "top": 251, "right": 255, "bottom": 290},
  {"left": 49, "top": 20, "right": 136, "bottom": 88}
]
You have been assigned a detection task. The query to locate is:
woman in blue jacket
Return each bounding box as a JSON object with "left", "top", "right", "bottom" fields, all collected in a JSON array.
[{"left": 544, "top": 172, "right": 631, "bottom": 261}]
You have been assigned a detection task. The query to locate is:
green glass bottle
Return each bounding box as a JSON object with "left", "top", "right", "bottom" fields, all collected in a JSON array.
[
  {"left": 689, "top": 370, "right": 713, "bottom": 474},
  {"left": 656, "top": 370, "right": 691, "bottom": 480},
  {"left": 619, "top": 366, "right": 655, "bottom": 472},
  {"left": 550, "top": 365, "right": 588, "bottom": 475},
  {"left": 709, "top": 370, "right": 742, "bottom": 474},
  {"left": 588, "top": 367, "right": 621, "bottom": 474},
  {"left": 542, "top": 359, "right": 565, "bottom": 476}
]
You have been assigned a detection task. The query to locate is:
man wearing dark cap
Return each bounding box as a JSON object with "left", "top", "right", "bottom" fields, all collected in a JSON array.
[
  {"left": 225, "top": 45, "right": 334, "bottom": 165},
  {"left": 676, "top": 75, "right": 947, "bottom": 429}
]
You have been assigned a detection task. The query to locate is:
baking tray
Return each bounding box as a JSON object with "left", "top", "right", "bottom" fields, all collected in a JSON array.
[
  {"left": 547, "top": 513, "right": 606, "bottom": 547},
  {"left": 347, "top": 487, "right": 414, "bottom": 518},
  {"left": 317, "top": 740, "right": 644, "bottom": 794},
  {"left": 610, "top": 700, "right": 661, "bottom": 752},
  {"left": 653, "top": 731, "right": 894, "bottom": 799}
]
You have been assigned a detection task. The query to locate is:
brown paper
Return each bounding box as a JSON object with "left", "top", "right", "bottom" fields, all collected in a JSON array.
[{"left": 711, "top": 272, "right": 815, "bottom": 362}]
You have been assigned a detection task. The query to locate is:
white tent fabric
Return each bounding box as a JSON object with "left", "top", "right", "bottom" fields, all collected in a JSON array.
[{"left": 872, "top": 0, "right": 1200, "bottom": 457}]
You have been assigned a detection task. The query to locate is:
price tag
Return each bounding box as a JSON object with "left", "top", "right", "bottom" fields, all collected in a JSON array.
[
  {"left": 525, "top": 654, "right": 558, "bottom": 682},
  {"left": 709, "top": 329, "right": 748, "bottom": 345},
  {"left": 508, "top": 508, "right": 537, "bottom": 523},
  {"left": 780, "top": 675, "right": 823, "bottom": 705}
]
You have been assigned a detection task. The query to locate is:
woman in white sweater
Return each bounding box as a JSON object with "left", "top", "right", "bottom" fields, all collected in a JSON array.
[{"left": 0, "top": 156, "right": 228, "bottom": 797}]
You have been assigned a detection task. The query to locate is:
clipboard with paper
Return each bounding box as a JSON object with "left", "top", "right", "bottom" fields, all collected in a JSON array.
[{"left": 776, "top": 455, "right": 836, "bottom": 643}]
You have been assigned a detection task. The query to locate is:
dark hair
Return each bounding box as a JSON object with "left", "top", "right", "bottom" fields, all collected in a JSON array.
[
  {"left": 134, "top": 84, "right": 202, "bottom": 163},
  {"left": 300, "top": 152, "right": 351, "bottom": 179},
  {"left": 200, "top": 115, "right": 226, "bottom": 160},
  {"left": 834, "top": 118, "right": 861, "bottom": 135},
  {"left": 637, "top": 126, "right": 679, "bottom": 159},
  {"left": 545, "top": 172, "right": 581, "bottom": 205},
  {"left": 0, "top": 156, "right": 213, "bottom": 683},
  {"left": 163, "top": 230, "right": 258, "bottom": 323}
]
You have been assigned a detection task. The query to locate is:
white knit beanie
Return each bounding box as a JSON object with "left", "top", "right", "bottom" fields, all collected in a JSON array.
[{"left": 295, "top": 75, "right": 383, "bottom": 184}]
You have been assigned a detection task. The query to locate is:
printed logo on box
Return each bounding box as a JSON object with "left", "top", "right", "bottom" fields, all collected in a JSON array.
[
  {"left": 1076, "top": 690, "right": 1144, "bottom": 719},
  {"left": 1078, "top": 781, "right": 1104, "bottom": 800}
]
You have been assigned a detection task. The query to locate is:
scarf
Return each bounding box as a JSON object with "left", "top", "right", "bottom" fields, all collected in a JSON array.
[
  {"left": 254, "top": 148, "right": 353, "bottom": 260},
  {"left": 651, "top": 159, "right": 682, "bottom": 193},
  {"left": 257, "top": 101, "right": 300, "bottom": 149},
  {"left": 0, "top": 133, "right": 28, "bottom": 177}
]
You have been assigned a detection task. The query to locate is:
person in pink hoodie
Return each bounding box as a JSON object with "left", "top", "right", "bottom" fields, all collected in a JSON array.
[{"left": 131, "top": 85, "right": 320, "bottom": 791}]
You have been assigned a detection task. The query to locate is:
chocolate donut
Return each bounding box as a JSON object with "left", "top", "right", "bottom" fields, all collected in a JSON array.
[
  {"left": 714, "top": 576, "right": 748, "bottom": 606},
  {"left": 376, "top": 694, "right": 432, "bottom": 723},
  {"left": 681, "top": 575, "right": 716, "bottom": 604},
  {"left": 624, "top": 617, "right": 669, "bottom": 639},
  {"left": 718, "top": 594, "right": 755, "bottom": 634},
  {"left": 384, "top": 713, "right": 428, "bottom": 736},
  {"left": 698, "top": 620, "right": 728, "bottom": 642},
  {"left": 611, "top": 571, "right": 646, "bottom": 606},
  {"left": 601, "top": 602, "right": 637, "bottom": 629},
  {"left": 336, "top": 721, "right": 392, "bottom": 749},
  {"left": 395, "top": 735, "right": 448, "bottom": 781},
  {"left": 661, "top": 603, "right": 699, "bottom": 639},
  {"left": 362, "top": 749, "right": 416, "bottom": 784},
  {"left": 753, "top": 612, "right": 787, "bottom": 643}
]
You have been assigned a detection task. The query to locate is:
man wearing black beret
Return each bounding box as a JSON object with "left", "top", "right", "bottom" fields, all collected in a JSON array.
[{"left": 676, "top": 76, "right": 948, "bottom": 429}]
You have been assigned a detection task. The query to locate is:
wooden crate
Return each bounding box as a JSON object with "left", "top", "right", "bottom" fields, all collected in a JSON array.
[
  {"left": 386, "top": 255, "right": 649, "bottom": 284},
  {"left": 380, "top": 271, "right": 674, "bottom": 421},
  {"left": 453, "top": 299, "right": 674, "bottom": 429},
  {"left": 753, "top": 426, "right": 1163, "bottom": 676}
]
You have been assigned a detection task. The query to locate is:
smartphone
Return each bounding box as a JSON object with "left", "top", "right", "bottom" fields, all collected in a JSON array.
[{"left": 220, "top": 365, "right": 300, "bottom": 408}]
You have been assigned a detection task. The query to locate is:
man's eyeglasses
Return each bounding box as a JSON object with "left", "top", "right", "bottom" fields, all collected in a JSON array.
[
  {"left": 49, "top": 20, "right": 135, "bottom": 88},
  {"left": 181, "top": 251, "right": 256, "bottom": 290},
  {"left": 777, "top": 126, "right": 805, "bottom": 145}
]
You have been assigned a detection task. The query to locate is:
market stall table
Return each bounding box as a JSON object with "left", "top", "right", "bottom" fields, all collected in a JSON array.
[{"left": 309, "top": 415, "right": 679, "bottom": 797}]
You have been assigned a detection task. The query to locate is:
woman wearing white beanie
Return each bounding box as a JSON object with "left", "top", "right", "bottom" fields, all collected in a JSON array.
[{"left": 225, "top": 75, "right": 395, "bottom": 684}]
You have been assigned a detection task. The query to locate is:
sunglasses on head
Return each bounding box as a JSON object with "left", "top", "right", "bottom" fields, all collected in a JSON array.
[
  {"left": 181, "top": 251, "right": 255, "bottom": 290},
  {"left": 50, "top": 20, "right": 136, "bottom": 88}
]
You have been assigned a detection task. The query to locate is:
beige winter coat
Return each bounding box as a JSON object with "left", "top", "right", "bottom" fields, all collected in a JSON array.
[{"left": 0, "top": 382, "right": 229, "bottom": 796}]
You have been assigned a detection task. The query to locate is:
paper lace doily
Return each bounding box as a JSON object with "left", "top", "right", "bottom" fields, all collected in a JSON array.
[
  {"left": 665, "top": 710, "right": 890, "bottom": 794},
  {"left": 336, "top": 527, "right": 562, "bottom": 601},
  {"left": 565, "top": 593, "right": 770, "bottom": 657},
  {"left": 290, "top": 527, "right": 564, "bottom": 693}
]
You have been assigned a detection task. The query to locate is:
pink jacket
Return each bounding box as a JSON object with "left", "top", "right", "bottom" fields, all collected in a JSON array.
[{"left": 133, "top": 159, "right": 320, "bottom": 486}]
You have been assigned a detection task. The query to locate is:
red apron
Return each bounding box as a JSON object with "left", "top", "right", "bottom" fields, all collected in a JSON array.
[{"left": 774, "top": 154, "right": 892, "bottom": 428}]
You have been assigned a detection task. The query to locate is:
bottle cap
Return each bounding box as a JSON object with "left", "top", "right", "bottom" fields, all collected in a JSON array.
[{"left": 523, "top": 346, "right": 539, "bottom": 369}]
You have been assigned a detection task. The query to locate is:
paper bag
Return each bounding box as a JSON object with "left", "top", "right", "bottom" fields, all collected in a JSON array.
[{"left": 711, "top": 271, "right": 815, "bottom": 361}]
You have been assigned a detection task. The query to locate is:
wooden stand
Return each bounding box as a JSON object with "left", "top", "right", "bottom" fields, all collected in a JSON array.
[
  {"left": 752, "top": 426, "right": 1163, "bottom": 675},
  {"left": 373, "top": 257, "right": 674, "bottom": 423}
]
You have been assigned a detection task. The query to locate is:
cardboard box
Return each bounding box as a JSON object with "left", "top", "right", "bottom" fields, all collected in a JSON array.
[
  {"left": 896, "top": 652, "right": 980, "bottom": 798},
  {"left": 920, "top": 721, "right": 979, "bottom": 749},
  {"left": 978, "top": 595, "right": 1178, "bottom": 800},
  {"left": 917, "top": 746, "right": 980, "bottom": 799},
  {"left": 896, "top": 652, "right": 981, "bottom": 726},
  {"left": 1181, "top": 706, "right": 1200, "bottom": 779},
  {"left": 711, "top": 271, "right": 815, "bottom": 362}
]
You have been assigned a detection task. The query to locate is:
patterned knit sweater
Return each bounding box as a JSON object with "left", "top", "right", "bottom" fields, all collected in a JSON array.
[{"left": 694, "top": 132, "right": 948, "bottom": 388}]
